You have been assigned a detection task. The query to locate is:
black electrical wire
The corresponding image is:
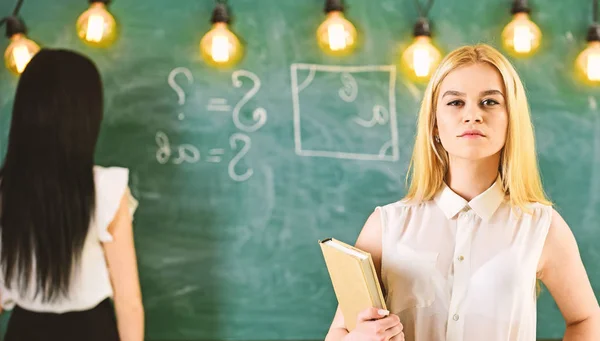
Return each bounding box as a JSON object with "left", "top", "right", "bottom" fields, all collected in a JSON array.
[
  {"left": 415, "top": 0, "right": 434, "bottom": 18},
  {"left": 211, "top": 0, "right": 231, "bottom": 24},
  {"left": 1, "top": 0, "right": 28, "bottom": 37},
  {"left": 588, "top": 0, "right": 600, "bottom": 42}
]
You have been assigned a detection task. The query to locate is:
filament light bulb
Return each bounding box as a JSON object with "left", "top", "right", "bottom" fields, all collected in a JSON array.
[
  {"left": 317, "top": 11, "right": 357, "bottom": 55},
  {"left": 502, "top": 12, "right": 541, "bottom": 55},
  {"left": 76, "top": 2, "right": 117, "bottom": 47},
  {"left": 200, "top": 22, "right": 242, "bottom": 66},
  {"left": 401, "top": 19, "right": 441, "bottom": 80}
]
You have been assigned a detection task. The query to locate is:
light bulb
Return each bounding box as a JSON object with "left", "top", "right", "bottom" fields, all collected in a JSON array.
[
  {"left": 76, "top": 2, "right": 117, "bottom": 47},
  {"left": 502, "top": 12, "right": 541, "bottom": 55},
  {"left": 200, "top": 22, "right": 243, "bottom": 67},
  {"left": 317, "top": 11, "right": 357, "bottom": 54},
  {"left": 4, "top": 33, "right": 40, "bottom": 74},
  {"left": 402, "top": 36, "right": 441, "bottom": 79},
  {"left": 576, "top": 41, "right": 600, "bottom": 83}
]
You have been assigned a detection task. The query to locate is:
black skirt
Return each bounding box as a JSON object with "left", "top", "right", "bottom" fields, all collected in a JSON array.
[{"left": 4, "top": 298, "right": 119, "bottom": 341}]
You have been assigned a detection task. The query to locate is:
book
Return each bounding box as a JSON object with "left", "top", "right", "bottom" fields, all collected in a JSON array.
[{"left": 318, "top": 237, "right": 387, "bottom": 331}]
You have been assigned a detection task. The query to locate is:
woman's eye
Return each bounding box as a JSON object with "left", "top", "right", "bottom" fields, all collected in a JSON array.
[
  {"left": 447, "top": 100, "right": 463, "bottom": 106},
  {"left": 482, "top": 99, "right": 499, "bottom": 106}
]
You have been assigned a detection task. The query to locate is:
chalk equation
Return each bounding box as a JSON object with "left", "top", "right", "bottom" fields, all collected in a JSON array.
[
  {"left": 155, "top": 131, "right": 253, "bottom": 182},
  {"left": 158, "top": 67, "right": 268, "bottom": 182},
  {"left": 167, "top": 67, "right": 267, "bottom": 131},
  {"left": 291, "top": 64, "right": 399, "bottom": 161}
]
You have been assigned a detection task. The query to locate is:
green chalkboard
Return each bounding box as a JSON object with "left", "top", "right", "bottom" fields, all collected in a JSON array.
[{"left": 0, "top": 0, "right": 599, "bottom": 340}]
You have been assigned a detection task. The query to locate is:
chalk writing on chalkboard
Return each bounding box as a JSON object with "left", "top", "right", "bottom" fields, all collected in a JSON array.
[
  {"left": 228, "top": 133, "right": 253, "bottom": 182},
  {"left": 339, "top": 72, "right": 358, "bottom": 103},
  {"left": 155, "top": 131, "right": 200, "bottom": 165},
  {"left": 291, "top": 63, "right": 399, "bottom": 162},
  {"left": 167, "top": 67, "right": 193, "bottom": 121},
  {"left": 156, "top": 67, "right": 266, "bottom": 182},
  {"left": 206, "top": 98, "right": 231, "bottom": 112},
  {"left": 206, "top": 148, "right": 225, "bottom": 163},
  {"left": 353, "top": 105, "right": 389, "bottom": 128},
  {"left": 232, "top": 70, "right": 267, "bottom": 133},
  {"left": 154, "top": 130, "right": 253, "bottom": 182}
]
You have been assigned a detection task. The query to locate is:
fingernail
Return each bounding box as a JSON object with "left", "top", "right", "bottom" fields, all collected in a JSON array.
[{"left": 378, "top": 309, "right": 389, "bottom": 316}]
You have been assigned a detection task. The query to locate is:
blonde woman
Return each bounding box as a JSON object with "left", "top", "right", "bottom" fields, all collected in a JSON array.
[{"left": 325, "top": 44, "right": 600, "bottom": 341}]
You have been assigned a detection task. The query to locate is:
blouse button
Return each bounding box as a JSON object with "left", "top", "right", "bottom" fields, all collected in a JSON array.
[
  {"left": 453, "top": 314, "right": 460, "bottom": 321},
  {"left": 458, "top": 255, "right": 465, "bottom": 261}
]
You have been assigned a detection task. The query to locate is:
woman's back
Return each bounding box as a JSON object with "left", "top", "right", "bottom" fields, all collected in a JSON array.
[
  {"left": 0, "top": 49, "right": 144, "bottom": 341},
  {"left": 0, "top": 49, "right": 103, "bottom": 304},
  {"left": 0, "top": 166, "right": 135, "bottom": 313}
]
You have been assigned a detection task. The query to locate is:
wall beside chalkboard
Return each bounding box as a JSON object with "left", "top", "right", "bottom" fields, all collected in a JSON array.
[{"left": 0, "top": 0, "right": 599, "bottom": 340}]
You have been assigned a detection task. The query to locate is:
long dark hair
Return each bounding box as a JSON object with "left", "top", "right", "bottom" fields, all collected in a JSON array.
[{"left": 0, "top": 49, "right": 103, "bottom": 302}]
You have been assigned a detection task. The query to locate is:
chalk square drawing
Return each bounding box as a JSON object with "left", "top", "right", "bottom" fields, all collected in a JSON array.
[{"left": 291, "top": 64, "right": 399, "bottom": 161}]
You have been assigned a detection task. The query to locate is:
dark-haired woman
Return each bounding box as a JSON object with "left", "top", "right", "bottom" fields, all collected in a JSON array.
[{"left": 0, "top": 49, "right": 144, "bottom": 341}]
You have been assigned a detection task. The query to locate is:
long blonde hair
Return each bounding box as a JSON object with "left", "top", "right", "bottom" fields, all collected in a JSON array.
[{"left": 404, "top": 44, "right": 552, "bottom": 212}]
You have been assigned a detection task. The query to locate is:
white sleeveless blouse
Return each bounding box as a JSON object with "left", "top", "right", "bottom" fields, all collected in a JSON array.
[
  {"left": 0, "top": 166, "right": 138, "bottom": 313},
  {"left": 379, "top": 175, "right": 552, "bottom": 341}
]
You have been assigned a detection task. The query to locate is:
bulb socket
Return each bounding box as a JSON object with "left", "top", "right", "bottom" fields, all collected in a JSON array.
[
  {"left": 325, "top": 0, "right": 344, "bottom": 13},
  {"left": 211, "top": 2, "right": 231, "bottom": 24},
  {"left": 88, "top": 0, "right": 111, "bottom": 4},
  {"left": 413, "top": 17, "right": 431, "bottom": 37},
  {"left": 587, "top": 23, "right": 600, "bottom": 42},
  {"left": 510, "top": 0, "right": 530, "bottom": 14},
  {"left": 5, "top": 16, "right": 27, "bottom": 38}
]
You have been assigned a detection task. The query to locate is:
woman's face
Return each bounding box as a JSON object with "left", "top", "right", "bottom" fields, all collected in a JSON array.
[{"left": 434, "top": 62, "right": 509, "bottom": 162}]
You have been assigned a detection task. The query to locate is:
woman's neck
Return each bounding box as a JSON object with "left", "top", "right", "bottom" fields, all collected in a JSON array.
[{"left": 446, "top": 153, "right": 501, "bottom": 201}]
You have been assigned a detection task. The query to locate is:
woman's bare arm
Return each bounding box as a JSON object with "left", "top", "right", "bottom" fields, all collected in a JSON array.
[
  {"left": 103, "top": 189, "right": 144, "bottom": 341},
  {"left": 538, "top": 209, "right": 600, "bottom": 341}
]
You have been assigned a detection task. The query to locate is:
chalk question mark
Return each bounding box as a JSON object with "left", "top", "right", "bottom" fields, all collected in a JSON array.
[
  {"left": 168, "top": 67, "right": 194, "bottom": 121},
  {"left": 231, "top": 70, "right": 267, "bottom": 133}
]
